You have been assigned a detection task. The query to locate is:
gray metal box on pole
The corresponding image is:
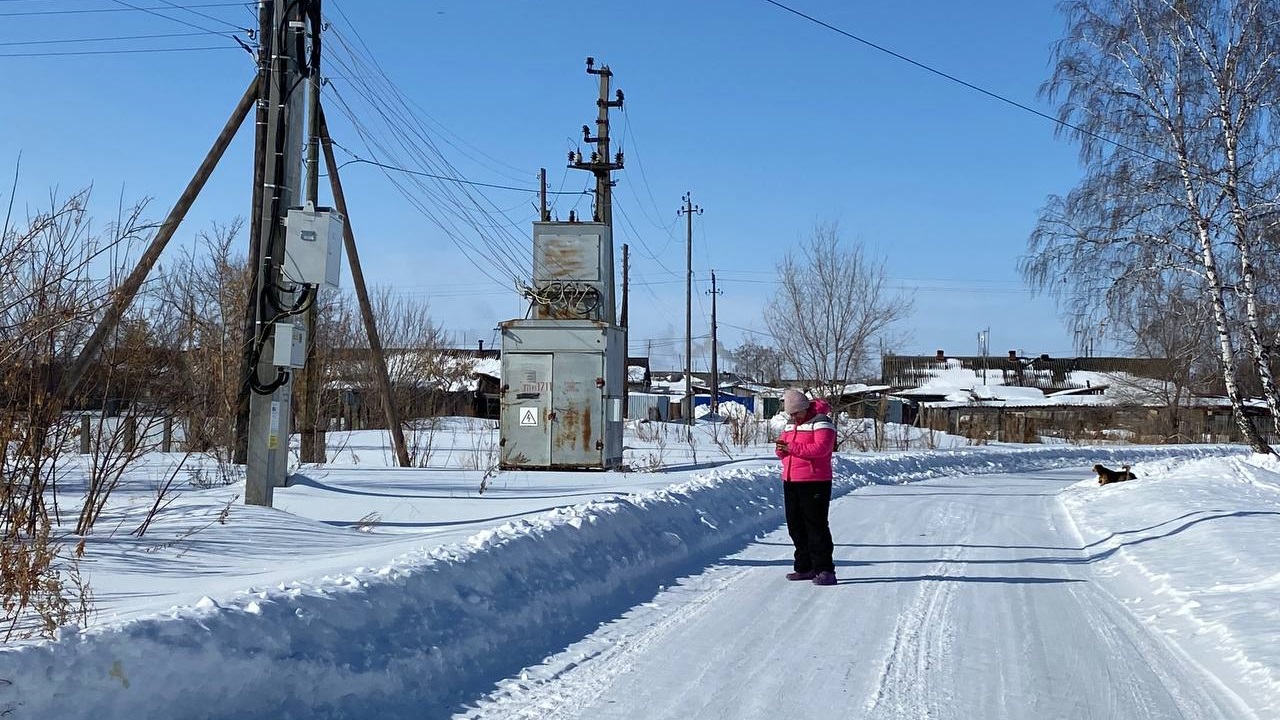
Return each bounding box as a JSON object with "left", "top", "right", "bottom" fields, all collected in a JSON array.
[{"left": 284, "top": 204, "right": 345, "bottom": 289}]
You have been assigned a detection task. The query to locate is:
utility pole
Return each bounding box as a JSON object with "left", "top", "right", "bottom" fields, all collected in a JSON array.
[
  {"left": 978, "top": 327, "right": 990, "bottom": 385},
  {"left": 539, "top": 167, "right": 550, "bottom": 221},
  {"left": 571, "top": 57, "right": 624, "bottom": 232},
  {"left": 707, "top": 270, "right": 722, "bottom": 416},
  {"left": 566, "top": 56, "right": 624, "bottom": 417},
  {"left": 234, "top": 0, "right": 276, "bottom": 465},
  {"left": 678, "top": 192, "right": 701, "bottom": 428},
  {"left": 246, "top": 0, "right": 308, "bottom": 506},
  {"left": 621, "top": 242, "right": 629, "bottom": 416}
]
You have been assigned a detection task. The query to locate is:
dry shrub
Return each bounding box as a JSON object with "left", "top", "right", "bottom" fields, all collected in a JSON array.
[
  {"left": 1, "top": 525, "right": 91, "bottom": 641},
  {"left": 1, "top": 189, "right": 156, "bottom": 639},
  {"left": 726, "top": 415, "right": 764, "bottom": 447}
]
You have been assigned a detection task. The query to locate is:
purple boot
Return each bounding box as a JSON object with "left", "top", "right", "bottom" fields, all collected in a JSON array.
[
  {"left": 786, "top": 570, "right": 817, "bottom": 581},
  {"left": 812, "top": 571, "right": 837, "bottom": 586}
]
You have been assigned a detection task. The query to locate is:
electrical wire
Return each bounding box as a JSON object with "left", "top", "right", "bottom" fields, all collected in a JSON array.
[
  {"left": 320, "top": 21, "right": 541, "bottom": 283},
  {"left": 613, "top": 197, "right": 678, "bottom": 277},
  {"left": 759, "top": 0, "right": 1272, "bottom": 202},
  {"left": 0, "top": 2, "right": 250, "bottom": 17},
  {"left": 326, "top": 1, "right": 532, "bottom": 184},
  {"left": 323, "top": 81, "right": 528, "bottom": 291},
  {"left": 617, "top": 107, "right": 673, "bottom": 230},
  {"left": 0, "top": 46, "right": 243, "bottom": 57},
  {"left": 151, "top": 0, "right": 253, "bottom": 32},
  {"left": 0, "top": 30, "right": 228, "bottom": 47},
  {"left": 332, "top": 154, "right": 592, "bottom": 195},
  {"left": 248, "top": 0, "right": 313, "bottom": 393},
  {"left": 107, "top": 0, "right": 250, "bottom": 40}
]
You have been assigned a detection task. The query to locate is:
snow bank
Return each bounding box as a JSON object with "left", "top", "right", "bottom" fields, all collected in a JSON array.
[
  {"left": 0, "top": 445, "right": 1242, "bottom": 719},
  {"left": 1059, "top": 452, "right": 1280, "bottom": 711}
]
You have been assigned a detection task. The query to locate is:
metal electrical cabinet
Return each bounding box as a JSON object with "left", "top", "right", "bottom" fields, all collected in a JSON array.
[
  {"left": 531, "top": 222, "right": 614, "bottom": 322},
  {"left": 499, "top": 319, "right": 624, "bottom": 470}
]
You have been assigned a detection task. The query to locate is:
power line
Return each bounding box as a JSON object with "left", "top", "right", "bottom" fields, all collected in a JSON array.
[
  {"left": 319, "top": 17, "right": 543, "bottom": 280},
  {"left": 616, "top": 108, "right": 671, "bottom": 230},
  {"left": 0, "top": 45, "right": 242, "bottom": 57},
  {"left": 151, "top": 0, "right": 252, "bottom": 32},
  {"left": 0, "top": 2, "right": 250, "bottom": 17},
  {"left": 760, "top": 0, "right": 1265, "bottom": 199},
  {"left": 706, "top": 274, "right": 1035, "bottom": 294},
  {"left": 0, "top": 30, "right": 224, "bottom": 47},
  {"left": 333, "top": 154, "right": 592, "bottom": 195},
  {"left": 107, "top": 0, "right": 251, "bottom": 41},
  {"left": 321, "top": 63, "right": 532, "bottom": 288}
]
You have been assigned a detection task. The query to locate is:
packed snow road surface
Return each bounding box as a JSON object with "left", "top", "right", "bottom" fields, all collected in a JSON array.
[{"left": 459, "top": 468, "right": 1255, "bottom": 720}]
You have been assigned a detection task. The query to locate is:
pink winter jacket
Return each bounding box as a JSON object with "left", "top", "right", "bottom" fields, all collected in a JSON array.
[{"left": 776, "top": 398, "right": 836, "bottom": 481}]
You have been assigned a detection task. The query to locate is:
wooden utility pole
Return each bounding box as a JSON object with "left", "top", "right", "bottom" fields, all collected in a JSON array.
[
  {"left": 246, "top": 0, "right": 308, "bottom": 506},
  {"left": 620, "top": 243, "right": 628, "bottom": 331},
  {"left": 319, "top": 107, "right": 412, "bottom": 468},
  {"left": 621, "top": 242, "right": 629, "bottom": 416},
  {"left": 566, "top": 57, "right": 626, "bottom": 429},
  {"left": 707, "top": 270, "right": 722, "bottom": 416},
  {"left": 678, "top": 193, "right": 701, "bottom": 428},
  {"left": 234, "top": 0, "right": 275, "bottom": 465}
]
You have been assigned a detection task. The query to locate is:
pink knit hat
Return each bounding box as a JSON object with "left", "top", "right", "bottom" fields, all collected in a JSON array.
[{"left": 783, "top": 388, "right": 810, "bottom": 414}]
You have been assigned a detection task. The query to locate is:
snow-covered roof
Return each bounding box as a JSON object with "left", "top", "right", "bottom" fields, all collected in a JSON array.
[
  {"left": 650, "top": 376, "right": 707, "bottom": 394},
  {"left": 472, "top": 357, "right": 501, "bottom": 379},
  {"left": 329, "top": 352, "right": 500, "bottom": 393},
  {"left": 894, "top": 362, "right": 1195, "bottom": 408},
  {"left": 628, "top": 365, "right": 647, "bottom": 383}
]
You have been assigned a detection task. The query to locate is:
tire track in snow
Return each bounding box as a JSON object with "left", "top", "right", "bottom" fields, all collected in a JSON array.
[
  {"left": 861, "top": 499, "right": 966, "bottom": 719},
  {"left": 1065, "top": 579, "right": 1257, "bottom": 719},
  {"left": 457, "top": 566, "right": 753, "bottom": 719},
  {"left": 1054, "top": 500, "right": 1262, "bottom": 720}
]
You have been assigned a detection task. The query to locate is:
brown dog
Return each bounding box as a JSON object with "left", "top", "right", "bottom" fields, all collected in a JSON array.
[{"left": 1095, "top": 464, "right": 1137, "bottom": 485}]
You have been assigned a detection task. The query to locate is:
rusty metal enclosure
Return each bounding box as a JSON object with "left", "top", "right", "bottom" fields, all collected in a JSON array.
[
  {"left": 531, "top": 222, "right": 615, "bottom": 322},
  {"left": 499, "top": 319, "right": 624, "bottom": 470}
]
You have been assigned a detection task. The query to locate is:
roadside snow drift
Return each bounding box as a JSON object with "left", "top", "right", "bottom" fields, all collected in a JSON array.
[{"left": 0, "top": 445, "right": 1246, "bottom": 719}]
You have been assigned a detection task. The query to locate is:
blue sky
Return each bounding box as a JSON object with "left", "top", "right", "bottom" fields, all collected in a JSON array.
[{"left": 0, "top": 0, "right": 1109, "bottom": 373}]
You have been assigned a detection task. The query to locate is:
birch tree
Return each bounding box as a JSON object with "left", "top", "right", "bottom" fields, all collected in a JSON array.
[{"left": 1022, "top": 0, "right": 1280, "bottom": 452}]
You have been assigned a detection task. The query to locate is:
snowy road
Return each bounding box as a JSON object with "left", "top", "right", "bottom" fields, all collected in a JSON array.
[{"left": 457, "top": 468, "right": 1254, "bottom": 720}]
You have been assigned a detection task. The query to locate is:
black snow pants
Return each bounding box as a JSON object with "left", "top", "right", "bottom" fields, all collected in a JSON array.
[{"left": 783, "top": 479, "right": 834, "bottom": 574}]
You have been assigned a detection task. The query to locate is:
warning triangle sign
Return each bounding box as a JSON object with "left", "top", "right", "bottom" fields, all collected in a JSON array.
[{"left": 519, "top": 407, "right": 538, "bottom": 427}]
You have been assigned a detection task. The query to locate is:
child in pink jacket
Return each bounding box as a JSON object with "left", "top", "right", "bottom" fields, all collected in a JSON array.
[{"left": 775, "top": 389, "right": 838, "bottom": 586}]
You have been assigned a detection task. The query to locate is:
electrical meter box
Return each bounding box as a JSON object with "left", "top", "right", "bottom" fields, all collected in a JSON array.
[
  {"left": 272, "top": 321, "right": 307, "bottom": 368},
  {"left": 284, "top": 205, "right": 345, "bottom": 289}
]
